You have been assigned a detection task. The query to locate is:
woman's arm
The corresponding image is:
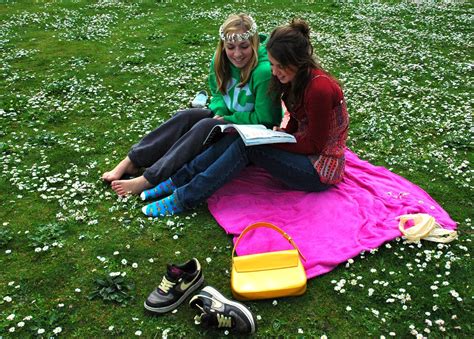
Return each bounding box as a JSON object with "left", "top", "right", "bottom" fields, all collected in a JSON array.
[{"left": 274, "top": 77, "right": 334, "bottom": 154}]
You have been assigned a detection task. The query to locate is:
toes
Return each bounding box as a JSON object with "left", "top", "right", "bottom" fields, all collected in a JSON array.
[{"left": 111, "top": 181, "right": 125, "bottom": 195}]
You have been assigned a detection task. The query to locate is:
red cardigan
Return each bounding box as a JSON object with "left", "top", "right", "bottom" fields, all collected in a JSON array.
[{"left": 275, "top": 69, "right": 349, "bottom": 184}]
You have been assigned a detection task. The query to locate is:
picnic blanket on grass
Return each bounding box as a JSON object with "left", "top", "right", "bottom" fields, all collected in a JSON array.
[{"left": 207, "top": 149, "right": 457, "bottom": 279}]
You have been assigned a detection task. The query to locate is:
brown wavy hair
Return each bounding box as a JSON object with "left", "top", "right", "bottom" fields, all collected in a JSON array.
[
  {"left": 214, "top": 14, "right": 260, "bottom": 93},
  {"left": 266, "top": 19, "right": 337, "bottom": 110}
]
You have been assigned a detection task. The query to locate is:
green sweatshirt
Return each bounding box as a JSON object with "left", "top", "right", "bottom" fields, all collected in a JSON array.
[{"left": 208, "top": 34, "right": 282, "bottom": 128}]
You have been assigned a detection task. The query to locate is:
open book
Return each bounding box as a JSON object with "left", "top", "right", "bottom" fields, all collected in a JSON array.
[{"left": 203, "top": 124, "right": 296, "bottom": 147}]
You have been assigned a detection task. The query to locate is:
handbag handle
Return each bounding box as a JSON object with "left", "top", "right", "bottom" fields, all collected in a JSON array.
[{"left": 232, "top": 222, "right": 306, "bottom": 261}]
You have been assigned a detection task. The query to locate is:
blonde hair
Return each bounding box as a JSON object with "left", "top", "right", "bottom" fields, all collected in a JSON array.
[{"left": 214, "top": 14, "right": 259, "bottom": 94}]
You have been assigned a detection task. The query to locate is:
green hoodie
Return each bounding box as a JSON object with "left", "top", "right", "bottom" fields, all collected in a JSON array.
[{"left": 208, "top": 34, "right": 282, "bottom": 128}]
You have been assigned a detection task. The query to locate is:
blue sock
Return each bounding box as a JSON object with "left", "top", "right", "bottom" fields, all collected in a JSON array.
[
  {"left": 140, "top": 178, "right": 176, "bottom": 201},
  {"left": 142, "top": 193, "right": 184, "bottom": 217}
]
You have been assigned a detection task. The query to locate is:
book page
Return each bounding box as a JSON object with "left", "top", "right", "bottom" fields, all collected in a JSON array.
[{"left": 235, "top": 125, "right": 287, "bottom": 140}]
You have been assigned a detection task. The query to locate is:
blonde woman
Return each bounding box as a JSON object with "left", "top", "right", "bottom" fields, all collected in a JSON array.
[{"left": 103, "top": 13, "right": 281, "bottom": 196}]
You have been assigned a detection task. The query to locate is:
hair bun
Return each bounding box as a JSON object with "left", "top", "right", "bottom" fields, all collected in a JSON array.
[{"left": 290, "top": 19, "right": 310, "bottom": 39}]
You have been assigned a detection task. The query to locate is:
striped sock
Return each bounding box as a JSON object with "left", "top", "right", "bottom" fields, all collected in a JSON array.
[
  {"left": 140, "top": 178, "right": 176, "bottom": 201},
  {"left": 141, "top": 194, "right": 183, "bottom": 217}
]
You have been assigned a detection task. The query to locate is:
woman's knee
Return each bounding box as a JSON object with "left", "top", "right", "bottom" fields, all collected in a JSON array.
[
  {"left": 235, "top": 136, "right": 247, "bottom": 150},
  {"left": 210, "top": 134, "right": 242, "bottom": 151},
  {"left": 173, "top": 108, "right": 212, "bottom": 123},
  {"left": 192, "top": 117, "right": 222, "bottom": 130}
]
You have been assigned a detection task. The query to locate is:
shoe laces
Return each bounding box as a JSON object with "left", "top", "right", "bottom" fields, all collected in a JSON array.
[
  {"left": 216, "top": 313, "right": 232, "bottom": 328},
  {"left": 194, "top": 312, "right": 233, "bottom": 329},
  {"left": 158, "top": 275, "right": 175, "bottom": 293}
]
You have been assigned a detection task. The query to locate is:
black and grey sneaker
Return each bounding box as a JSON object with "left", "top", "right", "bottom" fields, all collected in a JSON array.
[
  {"left": 189, "top": 286, "right": 257, "bottom": 334},
  {"left": 144, "top": 258, "right": 204, "bottom": 314}
]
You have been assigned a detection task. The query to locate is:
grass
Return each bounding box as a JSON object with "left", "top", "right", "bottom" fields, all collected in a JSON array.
[{"left": 0, "top": 0, "right": 473, "bottom": 337}]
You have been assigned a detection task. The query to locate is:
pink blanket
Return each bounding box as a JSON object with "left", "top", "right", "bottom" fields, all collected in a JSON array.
[{"left": 207, "top": 149, "right": 457, "bottom": 278}]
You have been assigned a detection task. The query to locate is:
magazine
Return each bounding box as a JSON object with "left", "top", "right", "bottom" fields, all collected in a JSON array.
[{"left": 203, "top": 124, "right": 296, "bottom": 147}]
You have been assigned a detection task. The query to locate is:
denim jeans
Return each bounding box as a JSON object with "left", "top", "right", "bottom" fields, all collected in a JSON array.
[{"left": 171, "top": 135, "right": 330, "bottom": 209}]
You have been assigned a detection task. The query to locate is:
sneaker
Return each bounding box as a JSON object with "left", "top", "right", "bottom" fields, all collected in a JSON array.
[
  {"left": 144, "top": 258, "right": 204, "bottom": 314},
  {"left": 191, "top": 90, "right": 208, "bottom": 108},
  {"left": 189, "top": 286, "right": 257, "bottom": 334}
]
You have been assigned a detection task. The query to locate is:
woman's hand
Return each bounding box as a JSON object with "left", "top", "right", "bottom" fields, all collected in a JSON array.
[
  {"left": 213, "top": 115, "right": 225, "bottom": 121},
  {"left": 272, "top": 126, "right": 285, "bottom": 132}
]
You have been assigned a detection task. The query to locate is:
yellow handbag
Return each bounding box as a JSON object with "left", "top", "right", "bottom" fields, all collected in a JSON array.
[{"left": 231, "top": 222, "right": 307, "bottom": 301}]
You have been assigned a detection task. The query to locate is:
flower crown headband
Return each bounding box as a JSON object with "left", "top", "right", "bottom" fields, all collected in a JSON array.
[{"left": 219, "top": 16, "right": 257, "bottom": 42}]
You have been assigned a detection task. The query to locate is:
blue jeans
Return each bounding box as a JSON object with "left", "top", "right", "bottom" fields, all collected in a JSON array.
[{"left": 171, "top": 135, "right": 330, "bottom": 209}]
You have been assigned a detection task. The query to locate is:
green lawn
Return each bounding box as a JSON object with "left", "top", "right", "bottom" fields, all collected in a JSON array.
[{"left": 0, "top": 1, "right": 472, "bottom": 337}]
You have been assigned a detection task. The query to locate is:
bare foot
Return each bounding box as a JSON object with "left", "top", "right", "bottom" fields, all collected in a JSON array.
[
  {"left": 102, "top": 156, "right": 139, "bottom": 182},
  {"left": 111, "top": 176, "right": 153, "bottom": 196}
]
